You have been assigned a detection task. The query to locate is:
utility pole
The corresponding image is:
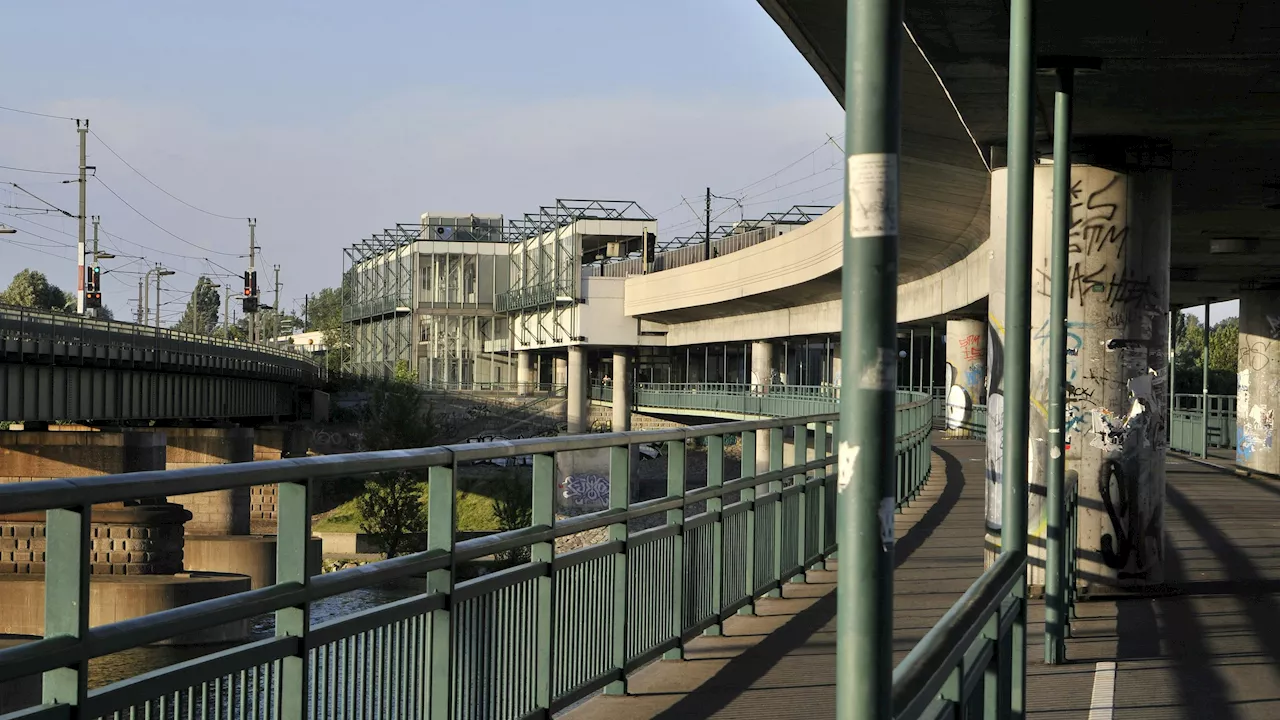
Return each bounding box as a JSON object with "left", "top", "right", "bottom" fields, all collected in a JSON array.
[
  {"left": 76, "top": 119, "right": 89, "bottom": 315},
  {"left": 136, "top": 279, "right": 143, "bottom": 324},
  {"left": 273, "top": 264, "right": 281, "bottom": 340},
  {"left": 248, "top": 219, "right": 257, "bottom": 343},
  {"left": 704, "top": 187, "right": 712, "bottom": 261},
  {"left": 224, "top": 287, "right": 233, "bottom": 339}
]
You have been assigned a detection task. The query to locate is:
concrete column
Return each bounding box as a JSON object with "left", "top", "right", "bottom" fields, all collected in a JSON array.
[
  {"left": 567, "top": 346, "right": 587, "bottom": 434},
  {"left": 1237, "top": 289, "right": 1280, "bottom": 474},
  {"left": 945, "top": 318, "right": 987, "bottom": 437},
  {"left": 988, "top": 149, "right": 1172, "bottom": 589},
  {"left": 832, "top": 343, "right": 842, "bottom": 387},
  {"left": 164, "top": 427, "right": 254, "bottom": 536},
  {"left": 517, "top": 350, "right": 533, "bottom": 396},
  {"left": 612, "top": 351, "right": 631, "bottom": 432},
  {"left": 554, "top": 356, "right": 568, "bottom": 387},
  {"left": 751, "top": 341, "right": 773, "bottom": 472}
]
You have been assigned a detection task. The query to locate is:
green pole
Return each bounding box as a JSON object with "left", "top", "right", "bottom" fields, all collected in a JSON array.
[
  {"left": 1004, "top": 0, "right": 1036, "bottom": 711},
  {"left": 1044, "top": 65, "right": 1073, "bottom": 665},
  {"left": 1202, "top": 301, "right": 1210, "bottom": 457},
  {"left": 909, "top": 328, "right": 915, "bottom": 391},
  {"left": 837, "top": 0, "right": 901, "bottom": 715},
  {"left": 928, "top": 324, "right": 936, "bottom": 400},
  {"left": 1168, "top": 309, "right": 1176, "bottom": 445}
]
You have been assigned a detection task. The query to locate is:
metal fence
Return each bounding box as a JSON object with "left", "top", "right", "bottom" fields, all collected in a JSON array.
[
  {"left": 0, "top": 396, "right": 935, "bottom": 720},
  {"left": 1169, "top": 393, "right": 1236, "bottom": 455}
]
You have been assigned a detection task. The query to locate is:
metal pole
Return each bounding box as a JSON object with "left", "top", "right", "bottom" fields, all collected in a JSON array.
[
  {"left": 136, "top": 279, "right": 143, "bottom": 324},
  {"left": 224, "top": 289, "right": 232, "bottom": 338},
  {"left": 249, "top": 219, "right": 257, "bottom": 343},
  {"left": 908, "top": 328, "right": 915, "bottom": 391},
  {"left": 836, "top": 0, "right": 901, "bottom": 714},
  {"left": 928, "top": 324, "right": 935, "bottom": 399},
  {"left": 273, "top": 263, "right": 281, "bottom": 341},
  {"left": 1202, "top": 301, "right": 1210, "bottom": 457},
  {"left": 155, "top": 269, "right": 163, "bottom": 330},
  {"left": 1005, "top": 0, "right": 1036, "bottom": 712},
  {"left": 76, "top": 120, "right": 88, "bottom": 315},
  {"left": 705, "top": 187, "right": 712, "bottom": 262},
  {"left": 1044, "top": 65, "right": 1073, "bottom": 665},
  {"left": 143, "top": 268, "right": 153, "bottom": 327},
  {"left": 1168, "top": 309, "right": 1176, "bottom": 443}
]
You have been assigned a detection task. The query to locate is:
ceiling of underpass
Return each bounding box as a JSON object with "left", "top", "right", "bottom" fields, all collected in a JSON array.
[{"left": 758, "top": 0, "right": 1280, "bottom": 308}]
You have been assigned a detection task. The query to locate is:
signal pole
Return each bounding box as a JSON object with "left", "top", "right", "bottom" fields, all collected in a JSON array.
[
  {"left": 76, "top": 119, "right": 89, "bottom": 314},
  {"left": 136, "top": 279, "right": 143, "bottom": 324},
  {"left": 704, "top": 187, "right": 711, "bottom": 261},
  {"left": 273, "top": 264, "right": 281, "bottom": 340},
  {"left": 248, "top": 219, "right": 257, "bottom": 343}
]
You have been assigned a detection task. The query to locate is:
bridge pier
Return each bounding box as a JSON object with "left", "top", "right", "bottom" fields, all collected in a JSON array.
[
  {"left": 163, "top": 427, "right": 254, "bottom": 535},
  {"left": 752, "top": 340, "right": 773, "bottom": 472},
  {"left": 988, "top": 149, "right": 1172, "bottom": 589},
  {"left": 612, "top": 350, "right": 631, "bottom": 432},
  {"left": 1237, "top": 289, "right": 1280, "bottom": 475},
  {"left": 517, "top": 350, "right": 533, "bottom": 396},
  {"left": 945, "top": 318, "right": 987, "bottom": 437},
  {"left": 0, "top": 428, "right": 249, "bottom": 642},
  {"left": 568, "top": 346, "right": 588, "bottom": 434}
]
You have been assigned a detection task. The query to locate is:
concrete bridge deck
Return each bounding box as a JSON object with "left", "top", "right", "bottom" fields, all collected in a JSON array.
[{"left": 562, "top": 439, "right": 1280, "bottom": 719}]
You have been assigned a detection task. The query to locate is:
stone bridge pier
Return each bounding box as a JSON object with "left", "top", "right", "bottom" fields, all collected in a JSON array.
[{"left": 0, "top": 428, "right": 249, "bottom": 642}]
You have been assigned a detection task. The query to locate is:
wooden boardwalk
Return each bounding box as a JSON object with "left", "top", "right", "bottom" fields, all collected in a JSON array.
[{"left": 563, "top": 438, "right": 989, "bottom": 719}]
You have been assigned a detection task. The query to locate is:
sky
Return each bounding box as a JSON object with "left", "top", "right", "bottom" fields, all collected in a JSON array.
[{"left": 0, "top": 1, "right": 847, "bottom": 325}]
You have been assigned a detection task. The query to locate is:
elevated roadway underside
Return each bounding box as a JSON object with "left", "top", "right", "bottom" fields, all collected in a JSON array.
[{"left": 759, "top": 0, "right": 1280, "bottom": 306}]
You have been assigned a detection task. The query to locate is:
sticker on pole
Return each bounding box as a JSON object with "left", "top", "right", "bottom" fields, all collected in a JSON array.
[
  {"left": 859, "top": 348, "right": 897, "bottom": 391},
  {"left": 879, "top": 496, "right": 895, "bottom": 550},
  {"left": 846, "top": 153, "right": 899, "bottom": 238}
]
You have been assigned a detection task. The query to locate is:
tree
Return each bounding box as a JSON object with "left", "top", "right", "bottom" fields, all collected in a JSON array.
[
  {"left": 1208, "top": 316, "right": 1238, "bottom": 372},
  {"left": 489, "top": 473, "right": 533, "bottom": 568},
  {"left": 356, "top": 378, "right": 439, "bottom": 557},
  {"left": 172, "top": 276, "right": 220, "bottom": 335},
  {"left": 1, "top": 269, "right": 74, "bottom": 312},
  {"left": 307, "top": 286, "right": 349, "bottom": 374}
]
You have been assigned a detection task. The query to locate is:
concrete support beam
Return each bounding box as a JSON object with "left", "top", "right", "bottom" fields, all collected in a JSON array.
[
  {"left": 554, "top": 356, "right": 568, "bottom": 388},
  {"left": 987, "top": 158, "right": 1172, "bottom": 589},
  {"left": 752, "top": 341, "right": 773, "bottom": 473},
  {"left": 567, "top": 347, "right": 587, "bottom": 434},
  {"left": 945, "top": 318, "right": 987, "bottom": 437},
  {"left": 517, "top": 350, "right": 533, "bottom": 396},
  {"left": 1237, "top": 290, "right": 1280, "bottom": 474},
  {"left": 612, "top": 351, "right": 631, "bottom": 432}
]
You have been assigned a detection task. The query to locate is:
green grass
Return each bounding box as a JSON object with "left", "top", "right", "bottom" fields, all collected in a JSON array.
[{"left": 311, "top": 465, "right": 529, "bottom": 533}]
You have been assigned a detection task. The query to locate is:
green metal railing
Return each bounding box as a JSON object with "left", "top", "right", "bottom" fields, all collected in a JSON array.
[
  {"left": 494, "top": 282, "right": 575, "bottom": 313},
  {"left": 1169, "top": 393, "right": 1236, "bottom": 454},
  {"left": 0, "top": 397, "right": 934, "bottom": 720}
]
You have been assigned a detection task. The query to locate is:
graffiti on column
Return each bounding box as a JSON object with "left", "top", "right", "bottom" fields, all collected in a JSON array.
[
  {"left": 985, "top": 320, "right": 1005, "bottom": 532},
  {"left": 1238, "top": 329, "right": 1277, "bottom": 463}
]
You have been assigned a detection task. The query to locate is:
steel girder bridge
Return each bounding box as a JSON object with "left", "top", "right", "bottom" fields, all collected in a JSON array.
[{"left": 0, "top": 304, "right": 323, "bottom": 423}]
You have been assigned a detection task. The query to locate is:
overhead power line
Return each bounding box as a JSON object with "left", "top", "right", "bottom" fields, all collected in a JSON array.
[
  {"left": 0, "top": 104, "right": 76, "bottom": 121},
  {"left": 0, "top": 164, "right": 78, "bottom": 176},
  {"left": 88, "top": 129, "right": 245, "bottom": 221},
  {"left": 93, "top": 176, "right": 239, "bottom": 256}
]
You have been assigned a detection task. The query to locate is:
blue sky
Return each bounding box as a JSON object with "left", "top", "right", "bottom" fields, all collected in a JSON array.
[{"left": 0, "top": 1, "right": 845, "bottom": 322}]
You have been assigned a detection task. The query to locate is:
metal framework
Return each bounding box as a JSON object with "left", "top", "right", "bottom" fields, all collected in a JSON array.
[{"left": 500, "top": 199, "right": 654, "bottom": 347}]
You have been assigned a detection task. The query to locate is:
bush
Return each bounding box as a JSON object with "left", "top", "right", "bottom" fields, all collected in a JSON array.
[
  {"left": 357, "top": 472, "right": 428, "bottom": 558},
  {"left": 489, "top": 472, "right": 533, "bottom": 569},
  {"left": 355, "top": 376, "right": 438, "bottom": 556}
]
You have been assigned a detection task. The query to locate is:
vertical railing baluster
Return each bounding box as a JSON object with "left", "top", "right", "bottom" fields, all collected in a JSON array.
[
  {"left": 276, "top": 476, "right": 314, "bottom": 720},
  {"left": 604, "top": 444, "right": 630, "bottom": 695},
  {"left": 814, "top": 421, "right": 829, "bottom": 570},
  {"left": 664, "top": 438, "right": 687, "bottom": 659},
  {"left": 426, "top": 463, "right": 456, "bottom": 719},
  {"left": 532, "top": 452, "right": 555, "bottom": 711},
  {"left": 739, "top": 430, "right": 758, "bottom": 615},
  {"left": 792, "top": 423, "right": 808, "bottom": 583},
  {"left": 768, "top": 425, "right": 784, "bottom": 596},
  {"left": 43, "top": 502, "right": 91, "bottom": 714},
  {"left": 706, "top": 434, "right": 725, "bottom": 635}
]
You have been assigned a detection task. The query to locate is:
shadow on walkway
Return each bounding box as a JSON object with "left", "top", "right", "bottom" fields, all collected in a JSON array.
[{"left": 645, "top": 445, "right": 970, "bottom": 719}]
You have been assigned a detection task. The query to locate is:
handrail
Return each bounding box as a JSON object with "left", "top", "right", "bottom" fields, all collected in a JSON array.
[{"left": 892, "top": 551, "right": 1028, "bottom": 719}]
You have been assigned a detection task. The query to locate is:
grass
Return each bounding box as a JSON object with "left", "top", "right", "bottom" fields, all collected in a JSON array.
[{"left": 311, "top": 464, "right": 531, "bottom": 533}]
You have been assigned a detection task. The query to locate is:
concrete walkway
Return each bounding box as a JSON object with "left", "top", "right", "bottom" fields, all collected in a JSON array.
[{"left": 562, "top": 438, "right": 989, "bottom": 719}]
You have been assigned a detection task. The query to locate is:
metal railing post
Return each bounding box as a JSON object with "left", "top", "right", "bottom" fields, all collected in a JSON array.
[
  {"left": 768, "top": 426, "right": 785, "bottom": 597},
  {"left": 1202, "top": 301, "right": 1211, "bottom": 458},
  {"left": 604, "top": 445, "right": 630, "bottom": 695},
  {"left": 665, "top": 438, "right": 687, "bottom": 659},
  {"left": 426, "top": 464, "right": 456, "bottom": 719},
  {"left": 706, "top": 434, "right": 726, "bottom": 636},
  {"left": 1004, "top": 0, "right": 1037, "bottom": 711},
  {"left": 1044, "top": 63, "right": 1074, "bottom": 665},
  {"left": 42, "top": 502, "right": 91, "bottom": 713},
  {"left": 276, "top": 476, "right": 315, "bottom": 720},
  {"left": 792, "top": 422, "right": 809, "bottom": 583},
  {"left": 739, "top": 430, "right": 759, "bottom": 616},
  {"left": 837, "top": 0, "right": 902, "bottom": 709},
  {"left": 814, "top": 420, "right": 830, "bottom": 570},
  {"left": 532, "top": 453, "right": 555, "bottom": 710}
]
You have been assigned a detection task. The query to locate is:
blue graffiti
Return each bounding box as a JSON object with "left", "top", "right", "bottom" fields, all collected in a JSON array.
[{"left": 1034, "top": 318, "right": 1088, "bottom": 383}]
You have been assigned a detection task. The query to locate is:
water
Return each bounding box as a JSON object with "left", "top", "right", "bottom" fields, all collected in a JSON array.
[{"left": 86, "top": 582, "right": 421, "bottom": 690}]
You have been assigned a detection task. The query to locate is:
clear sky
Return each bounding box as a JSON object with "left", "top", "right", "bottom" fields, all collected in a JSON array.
[{"left": 0, "top": 1, "right": 846, "bottom": 323}]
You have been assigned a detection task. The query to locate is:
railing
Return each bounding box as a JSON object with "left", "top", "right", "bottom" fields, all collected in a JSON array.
[
  {"left": 340, "top": 294, "right": 413, "bottom": 322},
  {"left": 892, "top": 550, "right": 1027, "bottom": 719},
  {"left": 420, "top": 381, "right": 565, "bottom": 396},
  {"left": 1169, "top": 393, "right": 1236, "bottom": 454},
  {"left": 579, "top": 227, "right": 778, "bottom": 281},
  {"left": 0, "top": 397, "right": 935, "bottom": 720},
  {"left": 629, "top": 382, "right": 841, "bottom": 419},
  {"left": 494, "top": 282, "right": 575, "bottom": 313}
]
